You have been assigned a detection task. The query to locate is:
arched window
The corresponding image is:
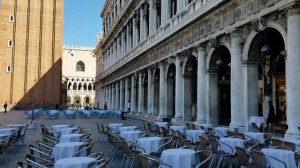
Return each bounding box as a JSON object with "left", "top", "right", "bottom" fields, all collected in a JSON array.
[{"left": 76, "top": 61, "right": 85, "bottom": 71}]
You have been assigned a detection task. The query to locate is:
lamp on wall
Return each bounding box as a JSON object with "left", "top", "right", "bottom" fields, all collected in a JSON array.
[{"left": 261, "top": 31, "right": 270, "bottom": 56}]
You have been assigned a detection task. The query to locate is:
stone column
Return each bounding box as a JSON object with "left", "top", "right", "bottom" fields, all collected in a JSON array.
[
  {"left": 243, "top": 61, "right": 259, "bottom": 131},
  {"left": 120, "top": 80, "right": 124, "bottom": 110},
  {"left": 112, "top": 84, "right": 115, "bottom": 110},
  {"left": 175, "top": 54, "right": 183, "bottom": 119},
  {"left": 116, "top": 82, "right": 120, "bottom": 110},
  {"left": 140, "top": 8, "right": 144, "bottom": 42},
  {"left": 230, "top": 30, "right": 244, "bottom": 128},
  {"left": 286, "top": 6, "right": 300, "bottom": 138},
  {"left": 138, "top": 72, "right": 144, "bottom": 114},
  {"left": 149, "top": 0, "right": 154, "bottom": 34},
  {"left": 161, "top": 0, "right": 168, "bottom": 25},
  {"left": 131, "top": 75, "right": 136, "bottom": 113},
  {"left": 126, "top": 25, "right": 130, "bottom": 53},
  {"left": 196, "top": 46, "right": 207, "bottom": 123},
  {"left": 109, "top": 85, "right": 112, "bottom": 109},
  {"left": 159, "top": 62, "right": 166, "bottom": 117},
  {"left": 207, "top": 72, "right": 219, "bottom": 124},
  {"left": 147, "top": 68, "right": 153, "bottom": 115},
  {"left": 124, "top": 78, "right": 129, "bottom": 111},
  {"left": 133, "top": 17, "right": 137, "bottom": 47}
]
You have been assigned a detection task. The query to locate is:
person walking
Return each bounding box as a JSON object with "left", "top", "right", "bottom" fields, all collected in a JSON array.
[
  {"left": 127, "top": 100, "right": 131, "bottom": 112},
  {"left": 3, "top": 102, "right": 7, "bottom": 113}
]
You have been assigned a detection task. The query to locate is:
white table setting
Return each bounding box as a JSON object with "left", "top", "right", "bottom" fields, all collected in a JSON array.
[
  {"left": 249, "top": 116, "right": 266, "bottom": 128},
  {"left": 52, "top": 142, "right": 86, "bottom": 161},
  {"left": 244, "top": 132, "right": 265, "bottom": 144},
  {"left": 154, "top": 122, "right": 168, "bottom": 128},
  {"left": 261, "top": 148, "right": 297, "bottom": 168},
  {"left": 119, "top": 126, "right": 137, "bottom": 132},
  {"left": 0, "top": 127, "right": 17, "bottom": 134},
  {"left": 170, "top": 125, "right": 186, "bottom": 134},
  {"left": 108, "top": 123, "right": 123, "bottom": 131},
  {"left": 186, "top": 130, "right": 205, "bottom": 143},
  {"left": 219, "top": 137, "right": 245, "bottom": 154},
  {"left": 59, "top": 127, "right": 78, "bottom": 135},
  {"left": 120, "top": 130, "right": 142, "bottom": 143},
  {"left": 160, "top": 149, "right": 195, "bottom": 168},
  {"left": 54, "top": 157, "right": 98, "bottom": 168},
  {"left": 59, "top": 134, "right": 84, "bottom": 143},
  {"left": 136, "top": 137, "right": 163, "bottom": 154},
  {"left": 51, "top": 125, "right": 70, "bottom": 132},
  {"left": 214, "top": 127, "right": 230, "bottom": 138}
]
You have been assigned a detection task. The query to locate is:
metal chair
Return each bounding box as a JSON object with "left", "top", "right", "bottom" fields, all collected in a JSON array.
[
  {"left": 195, "top": 150, "right": 213, "bottom": 168},
  {"left": 138, "top": 153, "right": 172, "bottom": 168}
]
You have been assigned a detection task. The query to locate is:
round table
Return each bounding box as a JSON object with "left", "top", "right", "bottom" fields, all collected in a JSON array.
[
  {"left": 108, "top": 123, "right": 123, "bottom": 131},
  {"left": 170, "top": 125, "right": 186, "bottom": 134},
  {"left": 244, "top": 132, "right": 265, "bottom": 144},
  {"left": 219, "top": 137, "right": 245, "bottom": 154},
  {"left": 60, "top": 134, "right": 84, "bottom": 143},
  {"left": 119, "top": 126, "right": 137, "bottom": 132},
  {"left": 59, "top": 127, "right": 78, "bottom": 135},
  {"left": 120, "top": 131, "right": 142, "bottom": 143},
  {"left": 186, "top": 130, "right": 205, "bottom": 143},
  {"left": 249, "top": 116, "right": 266, "bottom": 128},
  {"left": 52, "top": 125, "right": 70, "bottom": 132},
  {"left": 0, "top": 128, "right": 17, "bottom": 134},
  {"left": 0, "top": 133, "right": 10, "bottom": 140},
  {"left": 155, "top": 122, "right": 168, "bottom": 128},
  {"left": 261, "top": 148, "right": 297, "bottom": 168},
  {"left": 52, "top": 142, "right": 85, "bottom": 161},
  {"left": 54, "top": 157, "right": 98, "bottom": 168},
  {"left": 137, "top": 137, "right": 163, "bottom": 154},
  {"left": 160, "top": 149, "right": 195, "bottom": 168},
  {"left": 214, "top": 127, "right": 230, "bottom": 138}
]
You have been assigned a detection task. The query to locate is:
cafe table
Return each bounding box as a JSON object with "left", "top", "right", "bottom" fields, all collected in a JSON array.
[
  {"left": 154, "top": 122, "right": 169, "bottom": 128},
  {"left": 219, "top": 137, "right": 245, "bottom": 154},
  {"left": 249, "top": 116, "right": 266, "bottom": 128},
  {"left": 108, "top": 123, "right": 123, "bottom": 131},
  {"left": 160, "top": 149, "right": 195, "bottom": 168},
  {"left": 120, "top": 130, "right": 142, "bottom": 143},
  {"left": 261, "top": 148, "right": 297, "bottom": 168},
  {"left": 59, "top": 134, "right": 84, "bottom": 143},
  {"left": 54, "top": 157, "right": 98, "bottom": 168},
  {"left": 136, "top": 137, "right": 163, "bottom": 154},
  {"left": 186, "top": 130, "right": 205, "bottom": 143},
  {"left": 170, "top": 125, "right": 186, "bottom": 134},
  {"left": 52, "top": 142, "right": 85, "bottom": 161},
  {"left": 119, "top": 126, "right": 137, "bottom": 132}
]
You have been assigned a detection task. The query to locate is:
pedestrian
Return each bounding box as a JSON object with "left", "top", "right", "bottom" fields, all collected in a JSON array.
[
  {"left": 3, "top": 102, "right": 7, "bottom": 113},
  {"left": 266, "top": 101, "right": 276, "bottom": 131}
]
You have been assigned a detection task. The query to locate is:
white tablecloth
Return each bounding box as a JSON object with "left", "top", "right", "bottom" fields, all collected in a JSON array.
[
  {"left": 0, "top": 133, "right": 10, "bottom": 140},
  {"left": 120, "top": 131, "right": 142, "bottom": 143},
  {"left": 137, "top": 137, "right": 163, "bottom": 154},
  {"left": 284, "top": 139, "right": 300, "bottom": 151},
  {"left": 244, "top": 132, "right": 265, "bottom": 144},
  {"left": 119, "top": 126, "right": 137, "bottom": 132},
  {"left": 0, "top": 128, "right": 17, "bottom": 134},
  {"left": 249, "top": 116, "right": 266, "bottom": 128},
  {"left": 155, "top": 122, "right": 168, "bottom": 128},
  {"left": 219, "top": 137, "right": 244, "bottom": 154},
  {"left": 262, "top": 148, "right": 297, "bottom": 168},
  {"left": 198, "top": 124, "right": 214, "bottom": 129},
  {"left": 60, "top": 134, "right": 84, "bottom": 143},
  {"left": 186, "top": 130, "right": 205, "bottom": 143},
  {"left": 108, "top": 123, "right": 123, "bottom": 130},
  {"left": 52, "top": 125, "right": 70, "bottom": 132},
  {"left": 160, "top": 149, "right": 195, "bottom": 168},
  {"left": 59, "top": 127, "right": 77, "bottom": 135},
  {"left": 52, "top": 142, "right": 85, "bottom": 161},
  {"left": 7, "top": 124, "right": 25, "bottom": 130},
  {"left": 54, "top": 157, "right": 98, "bottom": 168},
  {"left": 214, "top": 127, "right": 230, "bottom": 138},
  {"left": 170, "top": 125, "right": 186, "bottom": 134}
]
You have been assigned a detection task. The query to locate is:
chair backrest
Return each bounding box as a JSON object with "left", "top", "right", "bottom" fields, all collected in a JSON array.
[
  {"left": 247, "top": 138, "right": 260, "bottom": 151},
  {"left": 199, "top": 136, "right": 209, "bottom": 150},
  {"left": 186, "top": 123, "right": 191, "bottom": 130},
  {"left": 251, "top": 150, "right": 266, "bottom": 168},
  {"left": 15, "top": 161, "right": 47, "bottom": 168},
  {"left": 271, "top": 139, "right": 283, "bottom": 147},
  {"left": 196, "top": 150, "right": 213, "bottom": 168},
  {"left": 236, "top": 146, "right": 248, "bottom": 167},
  {"left": 208, "top": 137, "right": 219, "bottom": 154},
  {"left": 21, "top": 123, "right": 29, "bottom": 136},
  {"left": 226, "top": 131, "right": 236, "bottom": 137},
  {"left": 234, "top": 132, "right": 245, "bottom": 140},
  {"left": 97, "top": 157, "right": 110, "bottom": 168},
  {"left": 263, "top": 133, "right": 272, "bottom": 147},
  {"left": 138, "top": 153, "right": 172, "bottom": 168},
  {"left": 190, "top": 123, "right": 196, "bottom": 130},
  {"left": 283, "top": 141, "right": 296, "bottom": 151}
]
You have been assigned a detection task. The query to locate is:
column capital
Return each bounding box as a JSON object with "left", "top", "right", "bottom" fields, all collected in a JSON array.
[
  {"left": 231, "top": 29, "right": 242, "bottom": 39},
  {"left": 195, "top": 43, "right": 206, "bottom": 52},
  {"left": 287, "top": 5, "right": 300, "bottom": 17}
]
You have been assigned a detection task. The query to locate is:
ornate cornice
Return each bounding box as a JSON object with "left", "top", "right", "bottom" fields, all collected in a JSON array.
[{"left": 287, "top": 5, "right": 300, "bottom": 17}]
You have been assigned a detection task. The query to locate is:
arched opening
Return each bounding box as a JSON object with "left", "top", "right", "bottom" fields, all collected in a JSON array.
[
  {"left": 67, "top": 83, "right": 72, "bottom": 90},
  {"left": 85, "top": 96, "right": 90, "bottom": 104},
  {"left": 73, "top": 83, "right": 77, "bottom": 91},
  {"left": 83, "top": 83, "right": 87, "bottom": 91},
  {"left": 143, "top": 73, "right": 148, "bottom": 113},
  {"left": 248, "top": 28, "right": 286, "bottom": 123},
  {"left": 88, "top": 84, "right": 92, "bottom": 91},
  {"left": 153, "top": 69, "right": 160, "bottom": 116},
  {"left": 74, "top": 96, "right": 81, "bottom": 108},
  {"left": 209, "top": 45, "right": 231, "bottom": 125},
  {"left": 76, "top": 61, "right": 85, "bottom": 71},
  {"left": 183, "top": 56, "right": 197, "bottom": 121},
  {"left": 78, "top": 83, "right": 82, "bottom": 91},
  {"left": 135, "top": 77, "right": 139, "bottom": 112},
  {"left": 67, "top": 96, "right": 71, "bottom": 104},
  {"left": 166, "top": 63, "right": 176, "bottom": 118}
]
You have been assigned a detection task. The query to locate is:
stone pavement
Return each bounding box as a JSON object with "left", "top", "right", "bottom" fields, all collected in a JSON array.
[{"left": 0, "top": 110, "right": 146, "bottom": 168}]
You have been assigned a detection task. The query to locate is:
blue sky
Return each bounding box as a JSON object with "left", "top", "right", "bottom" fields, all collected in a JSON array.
[{"left": 64, "top": 0, "right": 105, "bottom": 47}]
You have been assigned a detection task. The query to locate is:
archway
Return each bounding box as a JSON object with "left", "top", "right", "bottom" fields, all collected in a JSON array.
[
  {"left": 209, "top": 45, "right": 231, "bottom": 125},
  {"left": 166, "top": 63, "right": 176, "bottom": 118},
  {"left": 248, "top": 28, "right": 286, "bottom": 122},
  {"left": 74, "top": 96, "right": 81, "bottom": 108},
  {"left": 183, "top": 56, "right": 197, "bottom": 121},
  {"left": 153, "top": 69, "right": 160, "bottom": 116}
]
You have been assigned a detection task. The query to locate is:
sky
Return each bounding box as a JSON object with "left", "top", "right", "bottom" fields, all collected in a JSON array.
[{"left": 64, "top": 0, "right": 105, "bottom": 47}]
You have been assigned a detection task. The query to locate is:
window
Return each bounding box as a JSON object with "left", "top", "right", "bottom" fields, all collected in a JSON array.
[
  {"left": 76, "top": 61, "right": 85, "bottom": 71},
  {"left": 7, "top": 40, "right": 13, "bottom": 47},
  {"left": 8, "top": 15, "right": 14, "bottom": 22},
  {"left": 6, "top": 66, "right": 11, "bottom": 73}
]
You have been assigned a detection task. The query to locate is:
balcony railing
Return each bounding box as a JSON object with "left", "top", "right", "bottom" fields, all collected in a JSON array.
[{"left": 101, "top": 0, "right": 222, "bottom": 79}]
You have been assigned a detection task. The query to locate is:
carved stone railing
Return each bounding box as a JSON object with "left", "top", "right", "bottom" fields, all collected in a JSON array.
[{"left": 101, "top": 0, "right": 221, "bottom": 78}]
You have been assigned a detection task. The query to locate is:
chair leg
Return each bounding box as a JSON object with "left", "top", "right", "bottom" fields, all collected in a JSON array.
[{"left": 120, "top": 154, "right": 125, "bottom": 168}]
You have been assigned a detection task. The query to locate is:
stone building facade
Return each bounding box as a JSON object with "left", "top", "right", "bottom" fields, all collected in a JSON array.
[
  {"left": 0, "top": 0, "right": 63, "bottom": 107},
  {"left": 97, "top": 0, "right": 300, "bottom": 138},
  {"left": 63, "top": 46, "right": 96, "bottom": 108}
]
